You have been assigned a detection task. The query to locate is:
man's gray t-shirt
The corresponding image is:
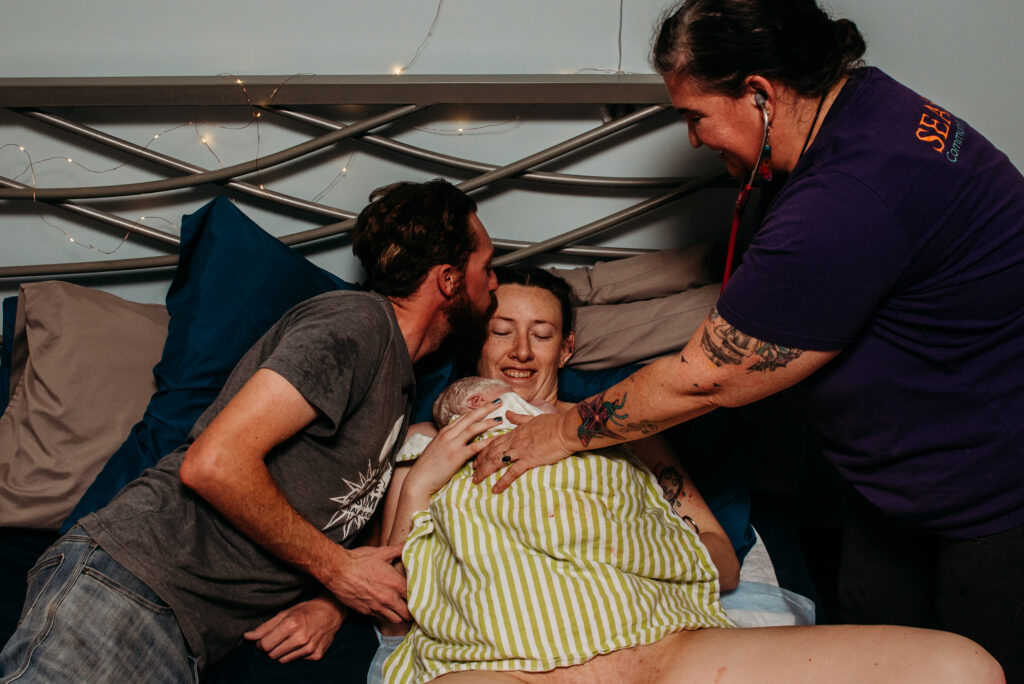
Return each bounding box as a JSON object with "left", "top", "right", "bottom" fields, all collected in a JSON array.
[{"left": 82, "top": 290, "right": 415, "bottom": 668}]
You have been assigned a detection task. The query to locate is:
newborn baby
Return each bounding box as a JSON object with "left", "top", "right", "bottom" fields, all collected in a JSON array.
[{"left": 431, "top": 376, "right": 555, "bottom": 428}]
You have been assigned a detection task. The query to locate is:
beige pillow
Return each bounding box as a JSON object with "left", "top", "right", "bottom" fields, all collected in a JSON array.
[{"left": 0, "top": 281, "right": 168, "bottom": 529}]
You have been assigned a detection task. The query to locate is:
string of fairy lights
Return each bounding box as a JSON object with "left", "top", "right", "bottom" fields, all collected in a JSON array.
[{"left": 1, "top": 0, "right": 632, "bottom": 256}]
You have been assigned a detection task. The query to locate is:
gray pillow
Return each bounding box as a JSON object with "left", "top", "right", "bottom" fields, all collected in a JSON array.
[{"left": 0, "top": 281, "right": 168, "bottom": 529}]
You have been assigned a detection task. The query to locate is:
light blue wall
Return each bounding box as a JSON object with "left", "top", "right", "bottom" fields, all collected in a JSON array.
[{"left": 2, "top": 0, "right": 1021, "bottom": 304}]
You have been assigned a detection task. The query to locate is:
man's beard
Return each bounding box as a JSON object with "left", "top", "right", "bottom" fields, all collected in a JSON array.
[{"left": 444, "top": 282, "right": 496, "bottom": 341}]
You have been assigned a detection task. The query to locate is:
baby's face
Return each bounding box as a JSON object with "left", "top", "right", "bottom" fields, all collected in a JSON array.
[{"left": 465, "top": 383, "right": 514, "bottom": 413}]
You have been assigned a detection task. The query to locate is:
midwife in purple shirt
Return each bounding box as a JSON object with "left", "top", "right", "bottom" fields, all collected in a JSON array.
[{"left": 474, "top": 1, "right": 1024, "bottom": 680}]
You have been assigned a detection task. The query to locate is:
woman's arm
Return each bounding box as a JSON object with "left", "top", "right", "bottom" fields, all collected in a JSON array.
[
  {"left": 475, "top": 307, "right": 838, "bottom": 492},
  {"left": 630, "top": 436, "right": 739, "bottom": 591},
  {"left": 376, "top": 423, "right": 437, "bottom": 548}
]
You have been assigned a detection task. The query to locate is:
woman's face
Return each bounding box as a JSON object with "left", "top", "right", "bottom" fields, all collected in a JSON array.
[
  {"left": 663, "top": 72, "right": 766, "bottom": 178},
  {"left": 476, "top": 284, "right": 574, "bottom": 406}
]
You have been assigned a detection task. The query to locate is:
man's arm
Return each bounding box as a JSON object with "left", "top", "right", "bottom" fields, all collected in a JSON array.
[
  {"left": 475, "top": 307, "right": 838, "bottom": 491},
  {"left": 178, "top": 367, "right": 410, "bottom": 623}
]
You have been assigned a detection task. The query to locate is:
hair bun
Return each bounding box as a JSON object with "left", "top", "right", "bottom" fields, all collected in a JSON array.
[{"left": 831, "top": 18, "right": 866, "bottom": 63}]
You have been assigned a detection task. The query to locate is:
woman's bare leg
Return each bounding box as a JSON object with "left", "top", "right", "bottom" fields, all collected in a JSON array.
[
  {"left": 660, "top": 625, "right": 1004, "bottom": 684},
  {"left": 431, "top": 625, "right": 1002, "bottom": 684}
]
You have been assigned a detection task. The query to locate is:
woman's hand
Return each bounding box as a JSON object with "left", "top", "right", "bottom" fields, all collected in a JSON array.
[
  {"left": 404, "top": 400, "right": 504, "bottom": 498},
  {"left": 386, "top": 401, "right": 505, "bottom": 548},
  {"left": 244, "top": 594, "right": 346, "bottom": 663},
  {"left": 472, "top": 411, "right": 576, "bottom": 493}
]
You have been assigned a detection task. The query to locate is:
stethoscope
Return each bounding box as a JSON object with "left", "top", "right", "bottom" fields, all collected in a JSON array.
[{"left": 721, "top": 92, "right": 773, "bottom": 290}]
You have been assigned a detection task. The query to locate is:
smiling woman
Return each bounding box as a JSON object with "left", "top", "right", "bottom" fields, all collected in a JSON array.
[{"left": 475, "top": 268, "right": 575, "bottom": 408}]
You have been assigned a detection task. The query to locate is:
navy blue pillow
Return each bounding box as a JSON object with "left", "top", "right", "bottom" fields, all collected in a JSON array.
[
  {"left": 556, "top": 364, "right": 641, "bottom": 403},
  {"left": 62, "top": 197, "right": 356, "bottom": 531},
  {"left": 0, "top": 295, "right": 15, "bottom": 416}
]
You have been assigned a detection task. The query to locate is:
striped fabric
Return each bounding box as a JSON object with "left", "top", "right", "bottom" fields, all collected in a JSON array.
[{"left": 385, "top": 402, "right": 732, "bottom": 683}]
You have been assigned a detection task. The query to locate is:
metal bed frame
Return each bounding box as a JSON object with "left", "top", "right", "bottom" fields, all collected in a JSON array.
[{"left": 0, "top": 75, "right": 732, "bottom": 279}]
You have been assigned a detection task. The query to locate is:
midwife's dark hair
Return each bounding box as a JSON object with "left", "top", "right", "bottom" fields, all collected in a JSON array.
[
  {"left": 651, "top": 0, "right": 866, "bottom": 98},
  {"left": 352, "top": 178, "right": 478, "bottom": 297},
  {"left": 495, "top": 266, "right": 574, "bottom": 337}
]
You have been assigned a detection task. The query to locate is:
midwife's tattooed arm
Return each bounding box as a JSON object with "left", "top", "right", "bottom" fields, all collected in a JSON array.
[{"left": 699, "top": 307, "right": 803, "bottom": 372}]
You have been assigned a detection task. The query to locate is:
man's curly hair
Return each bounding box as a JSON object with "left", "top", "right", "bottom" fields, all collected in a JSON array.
[{"left": 352, "top": 179, "right": 478, "bottom": 297}]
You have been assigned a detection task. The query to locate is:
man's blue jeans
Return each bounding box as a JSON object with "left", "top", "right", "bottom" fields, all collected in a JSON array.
[{"left": 0, "top": 527, "right": 198, "bottom": 683}]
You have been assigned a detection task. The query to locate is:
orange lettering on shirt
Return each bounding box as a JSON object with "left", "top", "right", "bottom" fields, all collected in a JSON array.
[
  {"left": 918, "top": 113, "right": 951, "bottom": 140},
  {"left": 922, "top": 103, "right": 952, "bottom": 125},
  {"left": 916, "top": 130, "right": 945, "bottom": 153}
]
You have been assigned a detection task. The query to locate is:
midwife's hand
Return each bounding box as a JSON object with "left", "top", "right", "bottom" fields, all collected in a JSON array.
[
  {"left": 325, "top": 544, "right": 410, "bottom": 623},
  {"left": 473, "top": 411, "right": 575, "bottom": 493},
  {"left": 244, "top": 594, "right": 345, "bottom": 663},
  {"left": 405, "top": 401, "right": 504, "bottom": 497}
]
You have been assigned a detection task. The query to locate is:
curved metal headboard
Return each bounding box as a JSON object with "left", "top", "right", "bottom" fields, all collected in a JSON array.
[{"left": 0, "top": 74, "right": 732, "bottom": 279}]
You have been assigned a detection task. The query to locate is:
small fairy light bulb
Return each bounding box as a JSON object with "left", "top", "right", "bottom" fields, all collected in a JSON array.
[
  {"left": 68, "top": 236, "right": 76, "bottom": 243},
  {"left": 392, "top": 65, "right": 404, "bottom": 75},
  {"left": 456, "top": 127, "right": 464, "bottom": 133},
  {"left": 153, "top": 134, "right": 160, "bottom": 140},
  {"left": 236, "top": 78, "right": 244, "bottom": 85},
  {"left": 66, "top": 157, "right": 73, "bottom": 163},
  {"left": 200, "top": 137, "right": 209, "bottom": 145},
  {"left": 17, "top": 146, "right": 24, "bottom": 151},
  {"left": 341, "top": 166, "right": 348, "bottom": 174}
]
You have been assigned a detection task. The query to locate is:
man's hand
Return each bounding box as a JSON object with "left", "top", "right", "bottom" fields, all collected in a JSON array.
[
  {"left": 244, "top": 595, "right": 345, "bottom": 663},
  {"left": 472, "top": 411, "right": 576, "bottom": 493},
  {"left": 324, "top": 544, "right": 410, "bottom": 623}
]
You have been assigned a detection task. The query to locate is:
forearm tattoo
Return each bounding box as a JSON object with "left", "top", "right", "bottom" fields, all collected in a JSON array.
[
  {"left": 700, "top": 307, "right": 802, "bottom": 372},
  {"left": 577, "top": 392, "right": 625, "bottom": 446},
  {"left": 576, "top": 392, "right": 661, "bottom": 447}
]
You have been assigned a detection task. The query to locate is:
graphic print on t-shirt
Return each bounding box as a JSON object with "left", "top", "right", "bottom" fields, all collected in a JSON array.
[
  {"left": 914, "top": 97, "right": 967, "bottom": 163},
  {"left": 322, "top": 415, "right": 404, "bottom": 537}
]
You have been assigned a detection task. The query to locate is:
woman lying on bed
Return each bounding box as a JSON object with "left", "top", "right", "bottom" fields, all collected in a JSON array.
[
  {"left": 379, "top": 372, "right": 737, "bottom": 682},
  {"left": 372, "top": 266, "right": 1001, "bottom": 684}
]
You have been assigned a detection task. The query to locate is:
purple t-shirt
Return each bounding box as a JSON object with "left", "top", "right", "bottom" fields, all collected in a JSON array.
[{"left": 718, "top": 68, "right": 1024, "bottom": 539}]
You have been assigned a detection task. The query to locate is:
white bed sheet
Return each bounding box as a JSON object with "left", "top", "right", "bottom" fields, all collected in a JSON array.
[{"left": 721, "top": 528, "right": 816, "bottom": 627}]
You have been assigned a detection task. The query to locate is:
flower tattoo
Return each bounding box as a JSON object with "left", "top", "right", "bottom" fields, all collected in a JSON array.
[{"left": 576, "top": 391, "right": 628, "bottom": 446}]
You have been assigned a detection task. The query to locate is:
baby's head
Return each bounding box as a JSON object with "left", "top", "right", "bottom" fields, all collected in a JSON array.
[{"left": 433, "top": 376, "right": 513, "bottom": 427}]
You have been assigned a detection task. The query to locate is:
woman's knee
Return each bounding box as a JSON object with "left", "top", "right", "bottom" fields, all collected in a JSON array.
[{"left": 927, "top": 632, "right": 1005, "bottom": 684}]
